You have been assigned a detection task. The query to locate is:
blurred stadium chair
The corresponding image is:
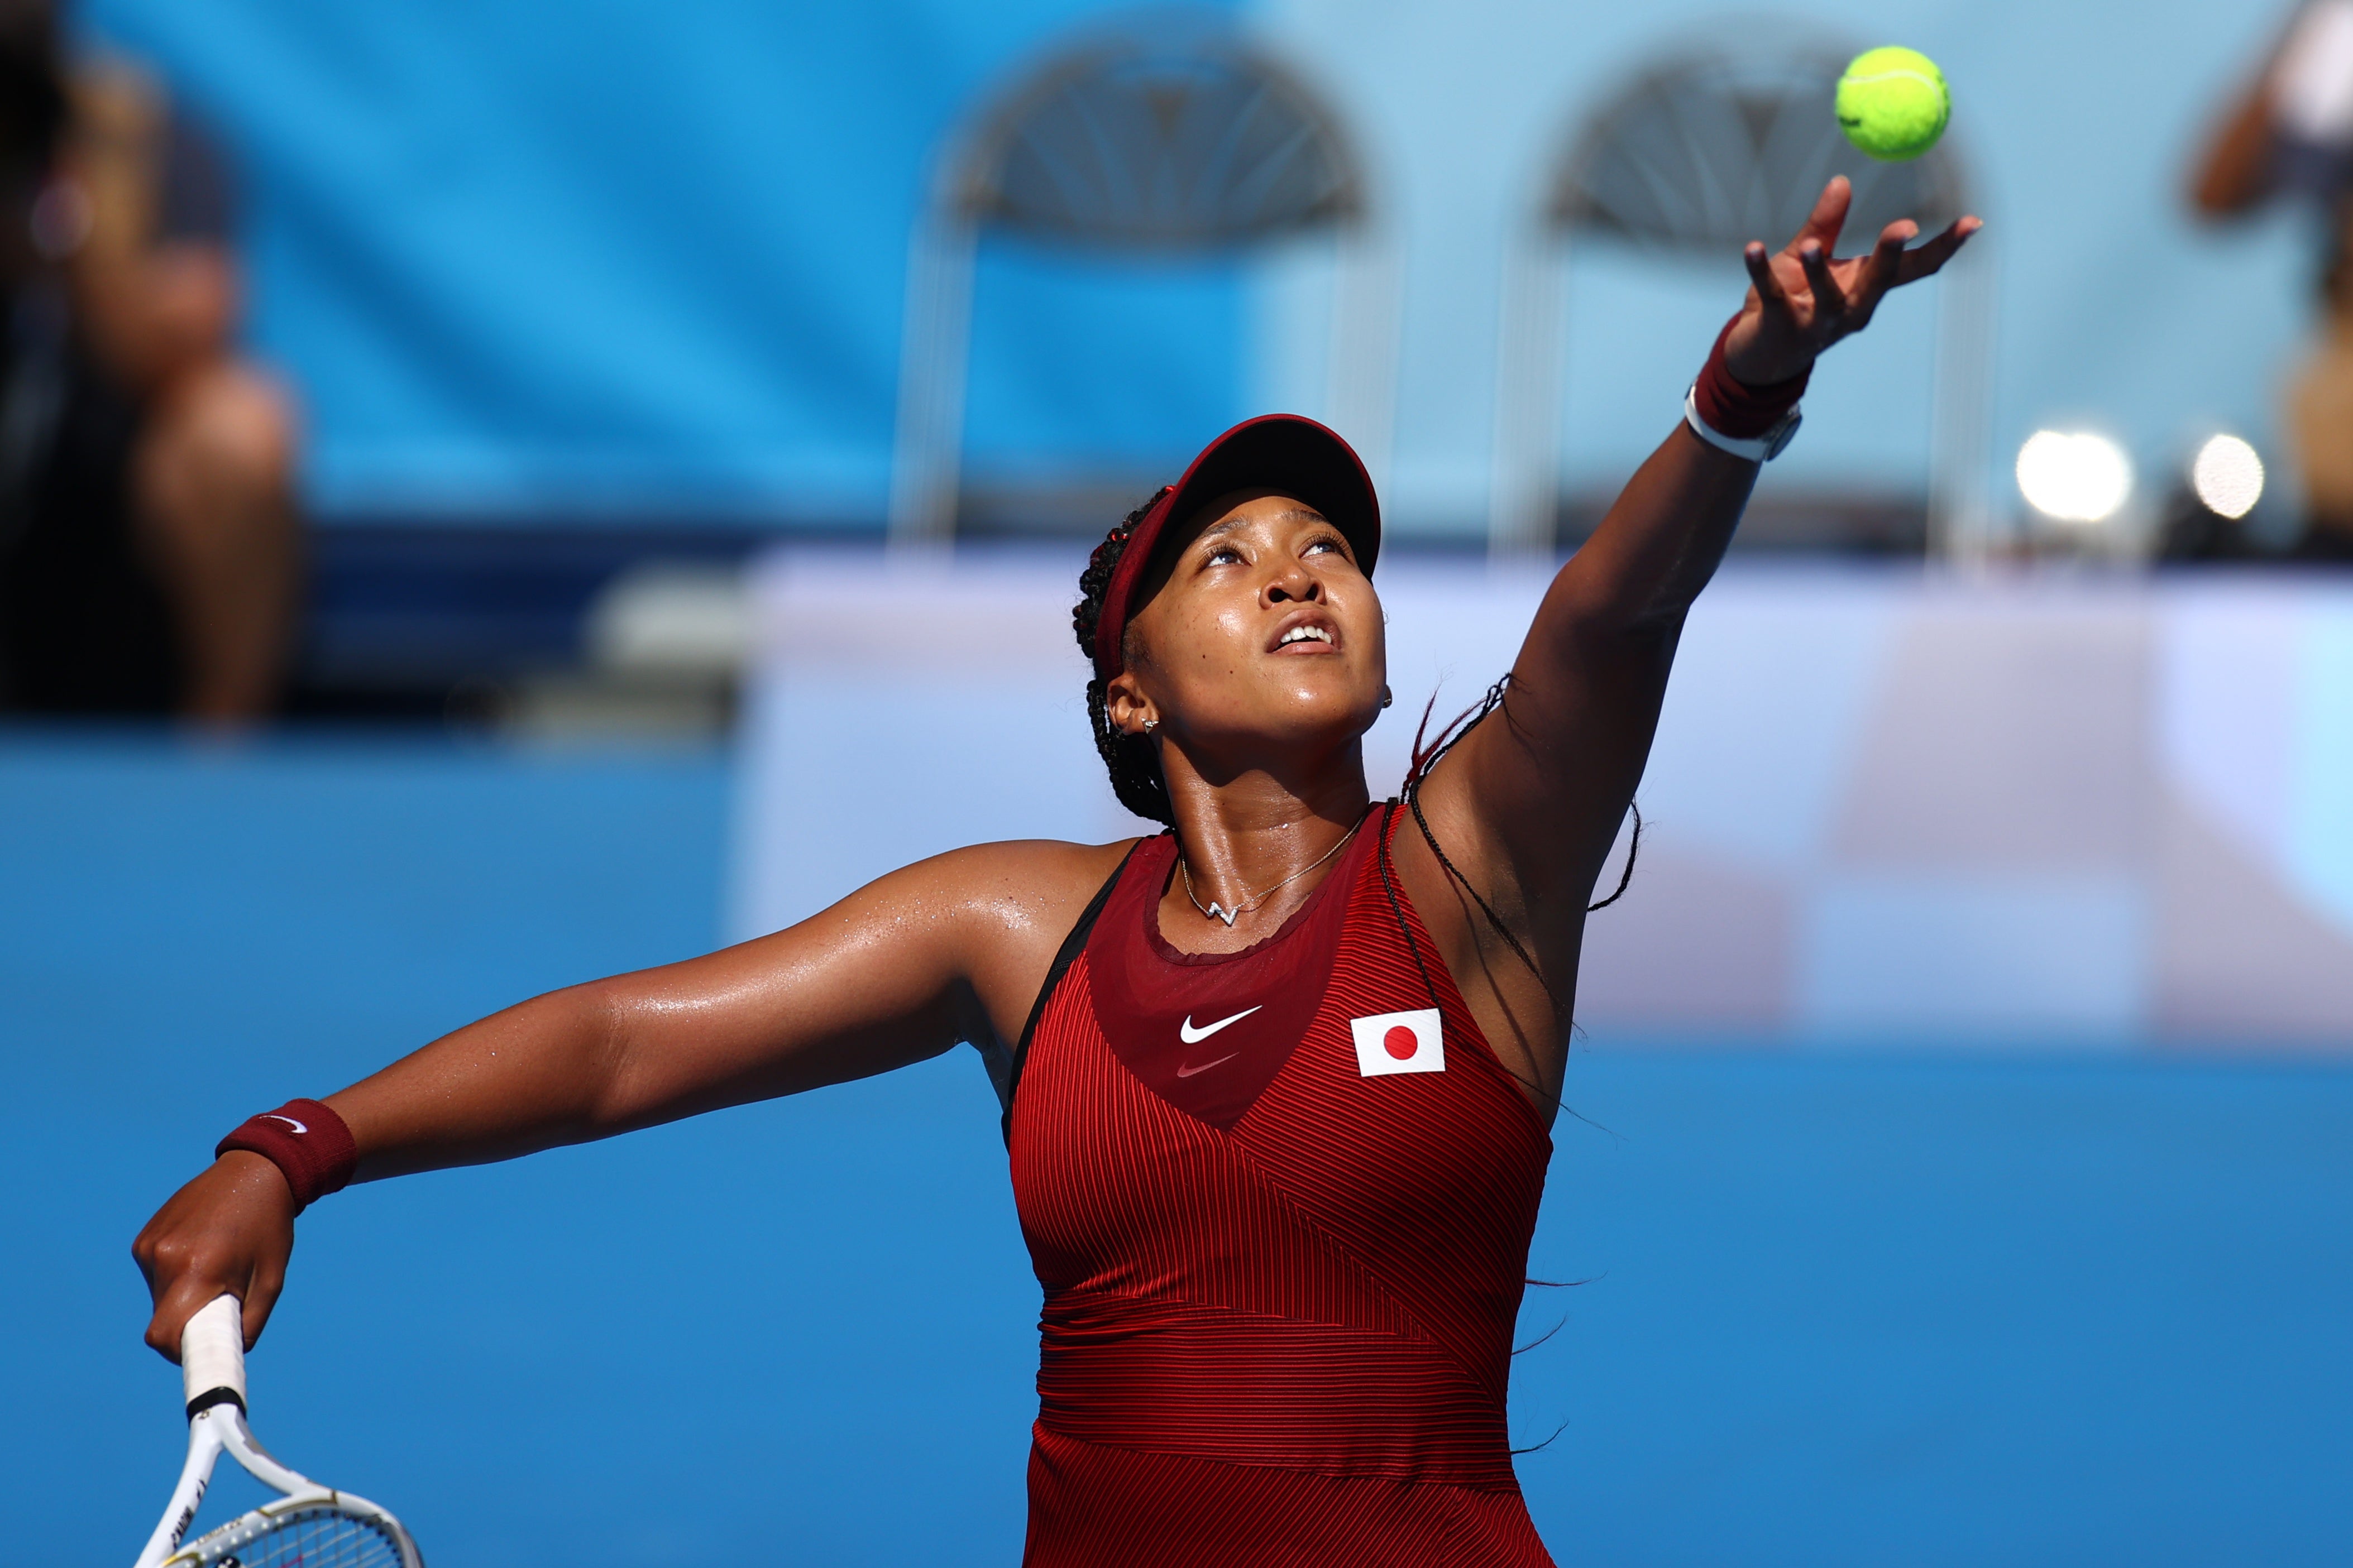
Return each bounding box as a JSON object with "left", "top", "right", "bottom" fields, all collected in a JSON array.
[
  {"left": 1490, "top": 37, "right": 1994, "bottom": 560},
  {"left": 889, "top": 8, "right": 1393, "bottom": 545}
]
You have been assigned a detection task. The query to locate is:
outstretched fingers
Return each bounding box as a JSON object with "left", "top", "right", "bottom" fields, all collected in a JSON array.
[
  {"left": 1893, "top": 215, "right": 1983, "bottom": 285},
  {"left": 1797, "top": 241, "right": 1844, "bottom": 328},
  {"left": 1857, "top": 219, "right": 1919, "bottom": 305},
  {"left": 1743, "top": 240, "right": 1793, "bottom": 318},
  {"left": 1792, "top": 174, "right": 1854, "bottom": 258}
]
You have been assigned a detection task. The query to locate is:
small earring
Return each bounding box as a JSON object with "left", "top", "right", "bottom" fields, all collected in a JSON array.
[
  {"left": 1142, "top": 718, "right": 1158, "bottom": 734},
  {"left": 1381, "top": 687, "right": 1394, "bottom": 709}
]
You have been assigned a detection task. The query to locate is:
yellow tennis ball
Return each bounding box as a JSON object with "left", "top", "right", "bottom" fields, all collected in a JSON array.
[{"left": 1835, "top": 46, "right": 1950, "bottom": 161}]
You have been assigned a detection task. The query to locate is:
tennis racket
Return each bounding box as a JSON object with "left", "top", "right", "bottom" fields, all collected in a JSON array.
[{"left": 131, "top": 1295, "right": 424, "bottom": 1568}]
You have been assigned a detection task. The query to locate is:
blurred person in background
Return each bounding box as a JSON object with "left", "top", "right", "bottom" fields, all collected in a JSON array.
[
  {"left": 0, "top": 0, "right": 299, "bottom": 722},
  {"left": 2194, "top": 0, "right": 2353, "bottom": 560}
]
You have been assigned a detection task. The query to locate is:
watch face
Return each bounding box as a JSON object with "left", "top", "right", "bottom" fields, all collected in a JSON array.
[{"left": 1762, "top": 411, "right": 1802, "bottom": 461}]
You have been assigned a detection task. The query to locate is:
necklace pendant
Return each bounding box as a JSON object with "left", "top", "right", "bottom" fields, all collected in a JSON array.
[{"left": 1205, "top": 901, "right": 1238, "bottom": 927}]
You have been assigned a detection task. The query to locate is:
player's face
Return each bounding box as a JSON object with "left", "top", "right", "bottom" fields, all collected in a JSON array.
[{"left": 1113, "top": 488, "right": 1387, "bottom": 771}]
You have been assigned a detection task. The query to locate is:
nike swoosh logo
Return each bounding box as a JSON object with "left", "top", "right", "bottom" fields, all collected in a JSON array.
[
  {"left": 1175, "top": 1052, "right": 1238, "bottom": 1078},
  {"left": 261, "top": 1114, "right": 309, "bottom": 1135},
  {"left": 1179, "top": 1005, "right": 1261, "bottom": 1044}
]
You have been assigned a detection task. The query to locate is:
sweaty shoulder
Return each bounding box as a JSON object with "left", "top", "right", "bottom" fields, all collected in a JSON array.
[
  {"left": 924, "top": 837, "right": 1139, "bottom": 941},
  {"left": 897, "top": 837, "right": 1142, "bottom": 1048}
]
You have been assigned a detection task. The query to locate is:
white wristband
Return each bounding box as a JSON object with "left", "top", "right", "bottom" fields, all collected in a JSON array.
[{"left": 1684, "top": 383, "right": 1802, "bottom": 462}]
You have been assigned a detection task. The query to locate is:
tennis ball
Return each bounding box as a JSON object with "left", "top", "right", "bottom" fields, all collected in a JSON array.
[{"left": 1835, "top": 46, "right": 1950, "bottom": 161}]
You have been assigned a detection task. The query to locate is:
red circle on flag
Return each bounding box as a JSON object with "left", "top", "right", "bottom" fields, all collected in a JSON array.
[{"left": 1383, "top": 1025, "right": 1419, "bottom": 1060}]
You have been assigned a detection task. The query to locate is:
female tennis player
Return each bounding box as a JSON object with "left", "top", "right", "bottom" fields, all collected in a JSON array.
[{"left": 135, "top": 176, "right": 1976, "bottom": 1566}]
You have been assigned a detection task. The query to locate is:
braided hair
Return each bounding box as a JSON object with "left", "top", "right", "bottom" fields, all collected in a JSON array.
[{"left": 1074, "top": 487, "right": 1177, "bottom": 826}]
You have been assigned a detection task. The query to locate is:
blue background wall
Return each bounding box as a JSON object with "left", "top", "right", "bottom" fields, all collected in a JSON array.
[
  {"left": 74, "top": 0, "right": 1249, "bottom": 519},
  {"left": 73, "top": 0, "right": 2318, "bottom": 531},
  {"left": 5, "top": 737, "right": 2346, "bottom": 1565},
  {"left": 1259, "top": 0, "right": 2316, "bottom": 530}
]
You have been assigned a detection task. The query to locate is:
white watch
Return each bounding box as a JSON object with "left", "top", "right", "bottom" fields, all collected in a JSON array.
[{"left": 1684, "top": 383, "right": 1802, "bottom": 462}]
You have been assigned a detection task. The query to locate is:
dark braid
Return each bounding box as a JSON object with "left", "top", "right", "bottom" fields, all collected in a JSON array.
[
  {"left": 1392, "top": 674, "right": 1643, "bottom": 1024},
  {"left": 1074, "top": 487, "right": 1176, "bottom": 826},
  {"left": 1401, "top": 673, "right": 1643, "bottom": 934},
  {"left": 1378, "top": 675, "right": 1641, "bottom": 1137}
]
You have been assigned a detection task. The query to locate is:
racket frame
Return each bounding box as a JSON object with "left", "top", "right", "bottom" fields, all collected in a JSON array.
[{"left": 132, "top": 1296, "right": 423, "bottom": 1568}]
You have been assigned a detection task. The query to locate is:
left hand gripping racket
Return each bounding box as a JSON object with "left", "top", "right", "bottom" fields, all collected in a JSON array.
[{"left": 131, "top": 1296, "right": 424, "bottom": 1568}]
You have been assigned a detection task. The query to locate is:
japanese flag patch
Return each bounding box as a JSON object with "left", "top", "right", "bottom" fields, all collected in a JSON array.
[{"left": 1351, "top": 1008, "right": 1445, "bottom": 1077}]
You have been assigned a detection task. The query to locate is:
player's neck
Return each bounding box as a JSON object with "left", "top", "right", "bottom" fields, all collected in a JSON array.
[{"left": 1156, "top": 750, "right": 1371, "bottom": 945}]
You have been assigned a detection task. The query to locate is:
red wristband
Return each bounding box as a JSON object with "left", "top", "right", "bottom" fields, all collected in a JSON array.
[
  {"left": 216, "top": 1099, "right": 358, "bottom": 1214},
  {"left": 1692, "top": 314, "right": 1810, "bottom": 438}
]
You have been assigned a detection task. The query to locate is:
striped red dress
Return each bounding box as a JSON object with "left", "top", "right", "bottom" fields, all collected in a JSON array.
[{"left": 1005, "top": 803, "right": 1557, "bottom": 1566}]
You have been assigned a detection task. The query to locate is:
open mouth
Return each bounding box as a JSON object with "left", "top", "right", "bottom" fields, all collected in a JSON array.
[{"left": 1270, "top": 618, "right": 1338, "bottom": 654}]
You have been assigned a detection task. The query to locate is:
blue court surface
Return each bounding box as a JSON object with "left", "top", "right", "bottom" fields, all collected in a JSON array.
[{"left": 4, "top": 734, "right": 2347, "bottom": 1567}]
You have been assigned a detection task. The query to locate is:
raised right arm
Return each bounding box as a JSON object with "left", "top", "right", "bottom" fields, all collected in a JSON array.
[{"left": 132, "top": 837, "right": 1130, "bottom": 1356}]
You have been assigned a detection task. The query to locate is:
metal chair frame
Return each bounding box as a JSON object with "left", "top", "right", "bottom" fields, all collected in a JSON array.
[
  {"left": 1488, "top": 42, "right": 1997, "bottom": 562},
  {"left": 889, "top": 12, "right": 1393, "bottom": 548}
]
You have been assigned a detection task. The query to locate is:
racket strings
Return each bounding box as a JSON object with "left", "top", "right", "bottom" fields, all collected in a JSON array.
[{"left": 198, "top": 1507, "right": 407, "bottom": 1568}]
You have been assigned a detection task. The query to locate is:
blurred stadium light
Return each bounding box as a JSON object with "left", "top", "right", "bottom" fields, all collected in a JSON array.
[
  {"left": 889, "top": 7, "right": 1391, "bottom": 546},
  {"left": 2014, "top": 426, "right": 2156, "bottom": 560},
  {"left": 2155, "top": 431, "right": 2284, "bottom": 560},
  {"left": 2191, "top": 433, "right": 2265, "bottom": 521},
  {"left": 1488, "top": 39, "right": 1995, "bottom": 562},
  {"left": 2016, "top": 429, "right": 2134, "bottom": 525}
]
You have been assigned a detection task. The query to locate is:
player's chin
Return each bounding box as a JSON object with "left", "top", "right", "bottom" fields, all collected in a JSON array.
[{"left": 1266, "top": 680, "right": 1383, "bottom": 742}]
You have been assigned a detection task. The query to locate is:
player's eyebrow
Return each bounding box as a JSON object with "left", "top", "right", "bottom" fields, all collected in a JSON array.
[{"left": 1202, "top": 507, "right": 1328, "bottom": 541}]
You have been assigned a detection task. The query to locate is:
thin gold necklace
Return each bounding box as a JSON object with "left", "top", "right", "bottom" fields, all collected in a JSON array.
[{"left": 1179, "top": 817, "right": 1363, "bottom": 928}]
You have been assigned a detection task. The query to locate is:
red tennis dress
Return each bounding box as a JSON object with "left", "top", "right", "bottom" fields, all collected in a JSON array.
[{"left": 1005, "top": 804, "right": 1556, "bottom": 1566}]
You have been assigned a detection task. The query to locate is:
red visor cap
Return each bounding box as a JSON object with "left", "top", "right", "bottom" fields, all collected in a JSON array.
[{"left": 1092, "top": 414, "right": 1381, "bottom": 682}]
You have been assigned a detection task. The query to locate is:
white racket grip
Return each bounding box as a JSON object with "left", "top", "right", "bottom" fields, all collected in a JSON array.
[{"left": 181, "top": 1295, "right": 247, "bottom": 1414}]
